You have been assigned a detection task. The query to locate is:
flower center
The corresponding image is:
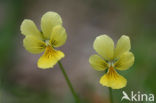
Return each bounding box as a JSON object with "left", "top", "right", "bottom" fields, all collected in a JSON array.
[
  {"left": 108, "top": 58, "right": 119, "bottom": 68},
  {"left": 108, "top": 61, "right": 114, "bottom": 68},
  {"left": 45, "top": 40, "right": 50, "bottom": 46}
]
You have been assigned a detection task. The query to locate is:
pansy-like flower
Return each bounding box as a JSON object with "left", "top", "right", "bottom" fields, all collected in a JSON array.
[
  {"left": 20, "top": 11, "right": 67, "bottom": 69},
  {"left": 89, "top": 35, "right": 134, "bottom": 89}
]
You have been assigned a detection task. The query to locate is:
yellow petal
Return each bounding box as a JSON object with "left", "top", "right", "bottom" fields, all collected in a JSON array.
[
  {"left": 89, "top": 54, "right": 108, "bottom": 71},
  {"left": 50, "top": 25, "right": 67, "bottom": 47},
  {"left": 115, "top": 52, "right": 134, "bottom": 70},
  {"left": 100, "top": 66, "right": 127, "bottom": 89},
  {"left": 93, "top": 35, "right": 114, "bottom": 60},
  {"left": 114, "top": 35, "right": 131, "bottom": 58},
  {"left": 41, "top": 12, "right": 62, "bottom": 39},
  {"left": 23, "top": 36, "right": 46, "bottom": 54},
  {"left": 37, "top": 46, "right": 64, "bottom": 69},
  {"left": 20, "top": 19, "right": 42, "bottom": 39}
]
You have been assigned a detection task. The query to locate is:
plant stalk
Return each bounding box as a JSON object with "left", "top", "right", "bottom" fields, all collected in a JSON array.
[
  {"left": 109, "top": 87, "right": 113, "bottom": 103},
  {"left": 58, "top": 61, "right": 80, "bottom": 103}
]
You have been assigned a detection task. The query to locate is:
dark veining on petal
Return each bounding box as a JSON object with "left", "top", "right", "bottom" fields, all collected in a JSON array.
[{"left": 107, "top": 66, "right": 119, "bottom": 79}]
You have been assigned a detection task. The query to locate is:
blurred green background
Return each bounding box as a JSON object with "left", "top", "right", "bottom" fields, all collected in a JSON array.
[{"left": 0, "top": 0, "right": 156, "bottom": 103}]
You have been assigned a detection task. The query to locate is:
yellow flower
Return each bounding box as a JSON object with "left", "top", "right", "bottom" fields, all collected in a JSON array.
[
  {"left": 89, "top": 35, "right": 134, "bottom": 89},
  {"left": 20, "top": 11, "right": 67, "bottom": 69}
]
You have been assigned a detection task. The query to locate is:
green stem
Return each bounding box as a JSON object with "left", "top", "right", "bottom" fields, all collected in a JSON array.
[
  {"left": 109, "top": 87, "right": 113, "bottom": 103},
  {"left": 58, "top": 61, "right": 80, "bottom": 103}
]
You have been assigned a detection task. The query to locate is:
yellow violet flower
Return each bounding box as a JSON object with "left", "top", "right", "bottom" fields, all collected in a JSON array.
[
  {"left": 20, "top": 11, "right": 67, "bottom": 69},
  {"left": 89, "top": 35, "right": 134, "bottom": 89}
]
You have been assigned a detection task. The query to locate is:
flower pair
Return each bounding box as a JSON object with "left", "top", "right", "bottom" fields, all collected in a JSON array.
[{"left": 20, "top": 11, "right": 134, "bottom": 89}]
